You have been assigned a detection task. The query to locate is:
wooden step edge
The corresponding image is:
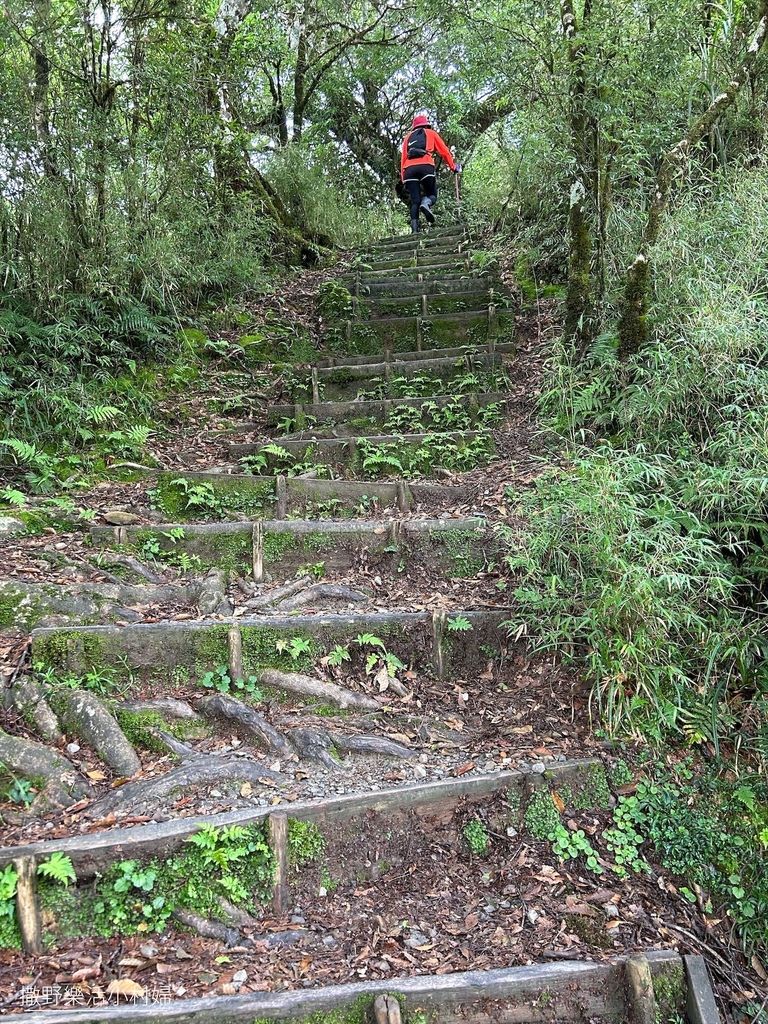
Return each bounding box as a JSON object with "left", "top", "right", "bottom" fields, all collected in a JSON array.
[
  {"left": 0, "top": 757, "right": 599, "bottom": 874},
  {"left": 19, "top": 951, "right": 687, "bottom": 1024}
]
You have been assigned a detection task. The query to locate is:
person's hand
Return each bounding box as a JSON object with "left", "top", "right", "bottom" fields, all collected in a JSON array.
[{"left": 453, "top": 164, "right": 461, "bottom": 174}]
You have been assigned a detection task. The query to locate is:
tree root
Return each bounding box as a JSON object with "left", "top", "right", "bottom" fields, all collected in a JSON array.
[
  {"left": 329, "top": 731, "right": 414, "bottom": 759},
  {"left": 260, "top": 668, "right": 378, "bottom": 710},
  {"left": 244, "top": 578, "right": 309, "bottom": 610},
  {"left": 272, "top": 584, "right": 370, "bottom": 612},
  {"left": 172, "top": 908, "right": 247, "bottom": 948},
  {"left": 118, "top": 697, "right": 199, "bottom": 720},
  {"left": 53, "top": 690, "right": 141, "bottom": 778},
  {"left": 198, "top": 693, "right": 295, "bottom": 758},
  {"left": 85, "top": 755, "right": 284, "bottom": 816},
  {"left": 0, "top": 728, "right": 87, "bottom": 809},
  {"left": 95, "top": 552, "right": 165, "bottom": 584},
  {"left": 4, "top": 675, "right": 62, "bottom": 744}
]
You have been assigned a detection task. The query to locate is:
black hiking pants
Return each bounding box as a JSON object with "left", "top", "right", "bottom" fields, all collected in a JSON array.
[{"left": 403, "top": 163, "right": 437, "bottom": 221}]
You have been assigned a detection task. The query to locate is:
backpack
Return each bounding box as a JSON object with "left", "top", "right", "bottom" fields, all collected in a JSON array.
[{"left": 406, "top": 127, "right": 428, "bottom": 159}]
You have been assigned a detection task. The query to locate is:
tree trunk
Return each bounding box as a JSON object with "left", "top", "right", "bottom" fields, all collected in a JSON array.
[
  {"left": 560, "top": 0, "right": 594, "bottom": 357},
  {"left": 617, "top": 0, "right": 768, "bottom": 359}
]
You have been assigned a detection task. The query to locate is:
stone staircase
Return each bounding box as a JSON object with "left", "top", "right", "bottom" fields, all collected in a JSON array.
[{"left": 0, "top": 223, "right": 725, "bottom": 1024}]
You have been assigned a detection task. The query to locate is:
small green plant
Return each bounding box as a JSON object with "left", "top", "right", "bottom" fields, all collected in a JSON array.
[
  {"left": 356, "top": 633, "right": 405, "bottom": 679},
  {"left": 287, "top": 820, "right": 326, "bottom": 868},
  {"left": 276, "top": 636, "right": 314, "bottom": 662},
  {"left": 199, "top": 665, "right": 263, "bottom": 699},
  {"left": 550, "top": 824, "right": 603, "bottom": 873},
  {"left": 327, "top": 643, "right": 352, "bottom": 667},
  {"left": 137, "top": 528, "right": 202, "bottom": 573},
  {"left": 94, "top": 860, "right": 173, "bottom": 935},
  {"left": 447, "top": 614, "right": 473, "bottom": 632},
  {"left": 524, "top": 789, "right": 562, "bottom": 840},
  {"left": 297, "top": 560, "right": 325, "bottom": 579},
  {"left": 609, "top": 759, "right": 634, "bottom": 788},
  {"left": 37, "top": 852, "right": 77, "bottom": 886},
  {"left": 8, "top": 778, "right": 35, "bottom": 806},
  {"left": 462, "top": 817, "right": 490, "bottom": 855}
]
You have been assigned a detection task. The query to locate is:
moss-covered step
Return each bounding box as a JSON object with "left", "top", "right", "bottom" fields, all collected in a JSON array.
[
  {"left": 316, "top": 341, "right": 515, "bottom": 370},
  {"left": 151, "top": 471, "right": 277, "bottom": 521},
  {"left": 266, "top": 390, "right": 509, "bottom": 429},
  {"left": 370, "top": 232, "right": 467, "bottom": 255},
  {"left": 315, "top": 353, "right": 506, "bottom": 401},
  {"left": 344, "top": 259, "right": 471, "bottom": 283},
  {"left": 363, "top": 290, "right": 499, "bottom": 319},
  {"left": 31, "top": 608, "right": 510, "bottom": 682},
  {"left": 0, "top": 578, "right": 209, "bottom": 631},
  {"left": 148, "top": 471, "right": 470, "bottom": 519},
  {"left": 374, "top": 224, "right": 466, "bottom": 245},
  {"left": 364, "top": 252, "right": 471, "bottom": 273},
  {"left": 91, "top": 518, "right": 493, "bottom": 582},
  {"left": 230, "top": 430, "right": 492, "bottom": 477},
  {"left": 335, "top": 309, "right": 515, "bottom": 356},
  {"left": 357, "top": 274, "right": 494, "bottom": 298}
]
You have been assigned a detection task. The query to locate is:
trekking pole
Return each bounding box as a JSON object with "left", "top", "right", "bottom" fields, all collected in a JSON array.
[{"left": 454, "top": 167, "right": 461, "bottom": 207}]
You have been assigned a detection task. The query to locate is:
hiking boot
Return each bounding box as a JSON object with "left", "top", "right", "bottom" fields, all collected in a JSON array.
[
  {"left": 419, "top": 198, "right": 435, "bottom": 225},
  {"left": 410, "top": 218, "right": 420, "bottom": 234}
]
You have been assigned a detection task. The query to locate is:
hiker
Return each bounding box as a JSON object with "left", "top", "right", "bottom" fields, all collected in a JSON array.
[{"left": 400, "top": 115, "right": 459, "bottom": 234}]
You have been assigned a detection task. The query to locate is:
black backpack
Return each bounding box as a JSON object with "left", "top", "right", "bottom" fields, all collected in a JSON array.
[{"left": 406, "top": 127, "right": 428, "bottom": 159}]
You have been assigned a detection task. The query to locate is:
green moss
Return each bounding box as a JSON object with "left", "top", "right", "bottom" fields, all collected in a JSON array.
[
  {"left": 653, "top": 960, "right": 686, "bottom": 1020},
  {"left": 303, "top": 531, "right": 336, "bottom": 553},
  {"left": 254, "top": 994, "right": 387, "bottom": 1024},
  {"left": 115, "top": 708, "right": 208, "bottom": 752},
  {"left": 263, "top": 530, "right": 298, "bottom": 564},
  {"left": 32, "top": 630, "right": 109, "bottom": 674},
  {"left": 193, "top": 625, "right": 231, "bottom": 675},
  {"left": 240, "top": 625, "right": 319, "bottom": 675},
  {"left": 152, "top": 474, "right": 276, "bottom": 521},
  {"left": 440, "top": 529, "right": 486, "bottom": 578},
  {"left": 287, "top": 820, "right": 325, "bottom": 868}
]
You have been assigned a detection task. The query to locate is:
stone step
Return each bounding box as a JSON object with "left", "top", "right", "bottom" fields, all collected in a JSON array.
[
  {"left": 328, "top": 308, "right": 514, "bottom": 356},
  {"left": 314, "top": 353, "right": 507, "bottom": 402},
  {"left": 352, "top": 271, "right": 490, "bottom": 294},
  {"left": 345, "top": 259, "right": 470, "bottom": 282},
  {"left": 31, "top": 608, "right": 511, "bottom": 682},
  {"left": 91, "top": 517, "right": 493, "bottom": 582},
  {"left": 317, "top": 341, "right": 515, "bottom": 369},
  {"left": 374, "top": 224, "right": 465, "bottom": 245},
  {"left": 356, "top": 277, "right": 497, "bottom": 299},
  {"left": 266, "top": 390, "right": 508, "bottom": 430},
  {"left": 371, "top": 231, "right": 467, "bottom": 254},
  {"left": 228, "top": 430, "right": 491, "bottom": 476},
  {"left": 364, "top": 251, "right": 468, "bottom": 272},
  {"left": 361, "top": 290, "right": 495, "bottom": 319},
  {"left": 150, "top": 470, "right": 472, "bottom": 520}
]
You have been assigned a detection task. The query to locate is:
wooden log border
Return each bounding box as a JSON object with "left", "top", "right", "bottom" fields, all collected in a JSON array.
[
  {"left": 31, "top": 608, "right": 510, "bottom": 681},
  {"left": 20, "top": 951, "right": 688, "bottom": 1024},
  {"left": 0, "top": 760, "right": 598, "bottom": 876}
]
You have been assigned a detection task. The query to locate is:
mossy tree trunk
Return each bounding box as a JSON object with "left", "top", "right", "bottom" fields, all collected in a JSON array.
[
  {"left": 617, "top": 0, "right": 768, "bottom": 359},
  {"left": 561, "top": 0, "right": 595, "bottom": 359}
]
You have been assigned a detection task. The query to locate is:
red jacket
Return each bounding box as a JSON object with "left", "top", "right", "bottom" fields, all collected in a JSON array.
[{"left": 401, "top": 127, "right": 456, "bottom": 178}]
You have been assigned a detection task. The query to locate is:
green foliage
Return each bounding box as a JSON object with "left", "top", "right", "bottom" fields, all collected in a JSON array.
[
  {"left": 7, "top": 778, "right": 35, "bottom": 806},
  {"left": 601, "top": 764, "right": 768, "bottom": 957},
  {"left": 199, "top": 664, "right": 263, "bottom": 700},
  {"left": 462, "top": 817, "right": 490, "bottom": 855},
  {"left": 524, "top": 790, "right": 561, "bottom": 841},
  {"left": 37, "top": 853, "right": 76, "bottom": 887},
  {"left": 357, "top": 433, "right": 494, "bottom": 479},
  {"left": 326, "top": 644, "right": 352, "bottom": 667},
  {"left": 137, "top": 528, "right": 202, "bottom": 574},
  {"left": 287, "top": 820, "right": 326, "bottom": 868},
  {"left": 609, "top": 759, "right": 634, "bottom": 789},
  {"left": 447, "top": 614, "right": 473, "bottom": 632}
]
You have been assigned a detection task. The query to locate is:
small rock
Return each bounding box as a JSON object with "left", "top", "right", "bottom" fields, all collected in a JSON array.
[
  {"left": 0, "top": 517, "right": 25, "bottom": 538},
  {"left": 412, "top": 765, "right": 427, "bottom": 779},
  {"left": 604, "top": 904, "right": 620, "bottom": 919},
  {"left": 526, "top": 909, "right": 539, "bottom": 925},
  {"left": 54, "top": 542, "right": 67, "bottom": 550},
  {"left": 232, "top": 970, "right": 248, "bottom": 984},
  {"left": 322, "top": 935, "right": 338, "bottom": 948},
  {"left": 103, "top": 510, "right": 141, "bottom": 525},
  {"left": 210, "top": 789, "right": 222, "bottom": 797},
  {"left": 66, "top": 743, "right": 81, "bottom": 754},
  {"left": 404, "top": 928, "right": 430, "bottom": 949},
  {"left": 506, "top": 826, "right": 518, "bottom": 838},
  {"left": 291, "top": 915, "right": 305, "bottom": 924},
  {"left": 197, "top": 972, "right": 218, "bottom": 985},
  {"left": 418, "top": 752, "right": 429, "bottom": 764},
  {"left": 530, "top": 762, "right": 546, "bottom": 775},
  {"left": 484, "top": 760, "right": 497, "bottom": 771},
  {"left": 140, "top": 944, "right": 158, "bottom": 958}
]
